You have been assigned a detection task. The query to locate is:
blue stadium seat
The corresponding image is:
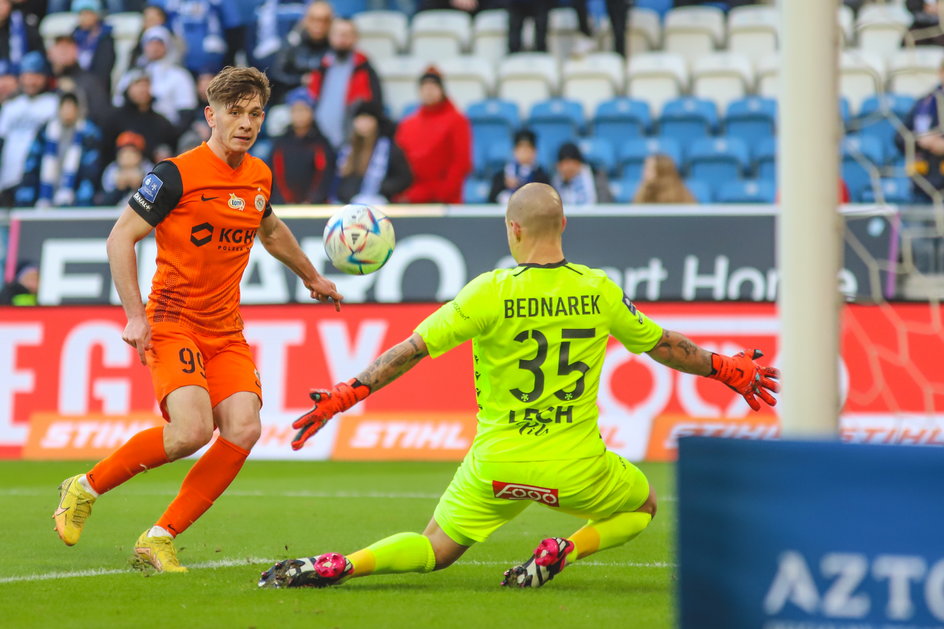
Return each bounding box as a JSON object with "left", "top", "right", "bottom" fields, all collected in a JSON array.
[
  {"left": 724, "top": 97, "right": 776, "bottom": 147},
  {"left": 716, "top": 179, "right": 777, "bottom": 203},
  {"left": 592, "top": 98, "right": 651, "bottom": 150},
  {"left": 841, "top": 134, "right": 884, "bottom": 200},
  {"left": 617, "top": 137, "right": 683, "bottom": 180},
  {"left": 685, "top": 179, "right": 713, "bottom": 203},
  {"left": 658, "top": 97, "right": 718, "bottom": 143},
  {"left": 753, "top": 137, "right": 777, "bottom": 180},
  {"left": 463, "top": 177, "right": 491, "bottom": 204},
  {"left": 686, "top": 137, "right": 749, "bottom": 182},
  {"left": 859, "top": 177, "right": 914, "bottom": 204},
  {"left": 331, "top": 0, "right": 368, "bottom": 17},
  {"left": 610, "top": 176, "right": 640, "bottom": 203},
  {"left": 484, "top": 140, "right": 514, "bottom": 174},
  {"left": 576, "top": 137, "right": 617, "bottom": 175},
  {"left": 635, "top": 0, "right": 672, "bottom": 17},
  {"left": 528, "top": 98, "right": 585, "bottom": 169},
  {"left": 856, "top": 93, "right": 914, "bottom": 165},
  {"left": 467, "top": 99, "right": 520, "bottom": 175}
]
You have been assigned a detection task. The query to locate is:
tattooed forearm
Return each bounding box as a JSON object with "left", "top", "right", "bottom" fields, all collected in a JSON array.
[
  {"left": 646, "top": 329, "right": 712, "bottom": 375},
  {"left": 356, "top": 334, "right": 429, "bottom": 392}
]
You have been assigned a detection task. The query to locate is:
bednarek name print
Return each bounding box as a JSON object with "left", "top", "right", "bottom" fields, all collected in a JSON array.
[{"left": 503, "top": 295, "right": 601, "bottom": 319}]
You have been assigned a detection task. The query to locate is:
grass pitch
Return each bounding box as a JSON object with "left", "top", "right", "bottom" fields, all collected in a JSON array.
[{"left": 0, "top": 460, "right": 676, "bottom": 629}]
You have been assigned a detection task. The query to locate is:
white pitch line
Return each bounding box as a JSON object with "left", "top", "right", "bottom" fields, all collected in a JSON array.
[{"left": 0, "top": 558, "right": 675, "bottom": 585}]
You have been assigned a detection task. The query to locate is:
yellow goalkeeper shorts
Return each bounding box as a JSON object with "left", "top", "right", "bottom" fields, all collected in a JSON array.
[{"left": 433, "top": 450, "right": 650, "bottom": 547}]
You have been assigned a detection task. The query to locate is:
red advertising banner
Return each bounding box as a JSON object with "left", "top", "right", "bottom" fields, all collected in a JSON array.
[{"left": 1, "top": 303, "right": 942, "bottom": 461}]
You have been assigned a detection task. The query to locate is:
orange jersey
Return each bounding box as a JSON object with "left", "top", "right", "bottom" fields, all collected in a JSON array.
[{"left": 129, "top": 142, "right": 273, "bottom": 335}]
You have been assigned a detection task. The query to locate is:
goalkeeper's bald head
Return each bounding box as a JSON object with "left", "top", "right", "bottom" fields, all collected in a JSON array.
[{"left": 506, "top": 183, "right": 565, "bottom": 239}]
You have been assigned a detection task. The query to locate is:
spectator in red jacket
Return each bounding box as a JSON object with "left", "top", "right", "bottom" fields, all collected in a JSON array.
[
  {"left": 307, "top": 18, "right": 382, "bottom": 150},
  {"left": 395, "top": 67, "right": 472, "bottom": 204}
]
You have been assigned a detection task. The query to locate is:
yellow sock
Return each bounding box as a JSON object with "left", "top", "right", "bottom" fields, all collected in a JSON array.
[
  {"left": 347, "top": 532, "right": 436, "bottom": 577},
  {"left": 566, "top": 511, "right": 653, "bottom": 562}
]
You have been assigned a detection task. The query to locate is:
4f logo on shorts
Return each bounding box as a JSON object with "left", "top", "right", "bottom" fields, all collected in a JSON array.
[{"left": 492, "top": 481, "right": 559, "bottom": 507}]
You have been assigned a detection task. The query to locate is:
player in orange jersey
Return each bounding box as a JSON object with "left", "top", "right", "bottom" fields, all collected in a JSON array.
[{"left": 52, "top": 66, "right": 343, "bottom": 573}]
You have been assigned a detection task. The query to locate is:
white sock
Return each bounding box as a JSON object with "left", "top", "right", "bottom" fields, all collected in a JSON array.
[
  {"left": 148, "top": 526, "right": 173, "bottom": 538},
  {"left": 78, "top": 475, "right": 99, "bottom": 498}
]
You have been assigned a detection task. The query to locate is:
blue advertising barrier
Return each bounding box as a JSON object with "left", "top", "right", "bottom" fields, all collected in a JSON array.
[{"left": 678, "top": 437, "right": 944, "bottom": 629}]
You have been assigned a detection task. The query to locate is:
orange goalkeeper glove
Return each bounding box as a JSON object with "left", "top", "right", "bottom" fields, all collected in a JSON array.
[
  {"left": 706, "top": 349, "right": 781, "bottom": 411},
  {"left": 291, "top": 379, "right": 371, "bottom": 450}
]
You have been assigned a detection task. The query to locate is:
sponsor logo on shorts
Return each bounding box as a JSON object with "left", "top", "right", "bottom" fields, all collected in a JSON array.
[{"left": 492, "top": 481, "right": 560, "bottom": 507}]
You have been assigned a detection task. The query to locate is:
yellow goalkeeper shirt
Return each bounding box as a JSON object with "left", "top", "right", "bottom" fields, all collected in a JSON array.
[{"left": 414, "top": 260, "right": 663, "bottom": 462}]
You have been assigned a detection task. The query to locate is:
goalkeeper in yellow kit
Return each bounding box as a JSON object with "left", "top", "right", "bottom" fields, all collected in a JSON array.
[{"left": 259, "top": 183, "right": 780, "bottom": 589}]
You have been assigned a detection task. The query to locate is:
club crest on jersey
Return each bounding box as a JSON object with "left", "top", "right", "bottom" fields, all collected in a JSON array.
[
  {"left": 228, "top": 193, "right": 246, "bottom": 211},
  {"left": 139, "top": 173, "right": 163, "bottom": 203},
  {"left": 254, "top": 193, "right": 266, "bottom": 212}
]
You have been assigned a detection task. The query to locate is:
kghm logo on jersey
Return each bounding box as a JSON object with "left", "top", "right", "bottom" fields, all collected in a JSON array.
[
  {"left": 228, "top": 193, "right": 246, "bottom": 211},
  {"left": 254, "top": 193, "right": 266, "bottom": 212},
  {"left": 492, "top": 481, "right": 560, "bottom": 507}
]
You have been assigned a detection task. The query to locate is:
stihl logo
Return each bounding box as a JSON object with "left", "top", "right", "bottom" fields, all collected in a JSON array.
[{"left": 492, "top": 481, "right": 560, "bottom": 507}]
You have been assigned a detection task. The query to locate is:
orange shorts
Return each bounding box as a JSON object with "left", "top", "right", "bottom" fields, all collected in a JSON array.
[{"left": 146, "top": 323, "right": 262, "bottom": 420}]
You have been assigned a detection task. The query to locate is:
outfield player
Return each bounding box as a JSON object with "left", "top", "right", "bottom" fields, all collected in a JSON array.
[
  {"left": 53, "top": 66, "right": 343, "bottom": 573},
  {"left": 259, "top": 182, "right": 780, "bottom": 589}
]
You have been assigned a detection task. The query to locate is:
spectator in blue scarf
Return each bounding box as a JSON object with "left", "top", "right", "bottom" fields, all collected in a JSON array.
[
  {"left": 0, "top": 0, "right": 44, "bottom": 70},
  {"left": 488, "top": 128, "right": 551, "bottom": 204},
  {"left": 71, "top": 0, "right": 116, "bottom": 93}
]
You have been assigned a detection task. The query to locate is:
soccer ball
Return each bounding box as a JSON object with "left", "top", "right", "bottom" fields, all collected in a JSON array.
[{"left": 322, "top": 204, "right": 396, "bottom": 275}]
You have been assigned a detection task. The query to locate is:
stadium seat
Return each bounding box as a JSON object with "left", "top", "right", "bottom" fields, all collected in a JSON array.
[
  {"left": 592, "top": 98, "right": 651, "bottom": 151},
  {"left": 724, "top": 97, "right": 776, "bottom": 147},
  {"left": 841, "top": 135, "right": 885, "bottom": 200},
  {"left": 438, "top": 56, "right": 496, "bottom": 112},
  {"left": 104, "top": 12, "right": 143, "bottom": 41},
  {"left": 400, "top": 102, "right": 419, "bottom": 119},
  {"left": 663, "top": 6, "right": 725, "bottom": 59},
  {"left": 839, "top": 96, "right": 852, "bottom": 128},
  {"left": 528, "top": 98, "right": 585, "bottom": 168},
  {"left": 375, "top": 56, "right": 431, "bottom": 119},
  {"left": 467, "top": 99, "right": 520, "bottom": 174},
  {"left": 332, "top": 0, "right": 367, "bottom": 18},
  {"left": 628, "top": 7, "right": 662, "bottom": 54},
  {"left": 618, "top": 137, "right": 683, "bottom": 179},
  {"left": 859, "top": 177, "right": 914, "bottom": 204},
  {"left": 887, "top": 48, "right": 944, "bottom": 99},
  {"left": 562, "top": 53, "right": 626, "bottom": 119},
  {"left": 686, "top": 137, "right": 750, "bottom": 182},
  {"left": 463, "top": 176, "right": 491, "bottom": 204},
  {"left": 576, "top": 137, "right": 617, "bottom": 176},
  {"left": 691, "top": 52, "right": 754, "bottom": 111},
  {"left": 354, "top": 11, "right": 409, "bottom": 58},
  {"left": 39, "top": 12, "right": 78, "bottom": 47},
  {"left": 472, "top": 10, "right": 508, "bottom": 64},
  {"left": 727, "top": 5, "right": 778, "bottom": 58},
  {"left": 685, "top": 179, "right": 713, "bottom": 203},
  {"left": 498, "top": 53, "right": 559, "bottom": 115},
  {"left": 856, "top": 3, "right": 911, "bottom": 55},
  {"left": 548, "top": 7, "right": 580, "bottom": 58},
  {"left": 635, "top": 0, "right": 672, "bottom": 18},
  {"left": 755, "top": 53, "right": 780, "bottom": 99},
  {"left": 411, "top": 10, "right": 471, "bottom": 62},
  {"left": 753, "top": 137, "right": 777, "bottom": 180},
  {"left": 627, "top": 52, "right": 689, "bottom": 114},
  {"left": 854, "top": 93, "right": 914, "bottom": 164},
  {"left": 839, "top": 50, "right": 885, "bottom": 113},
  {"left": 658, "top": 97, "right": 719, "bottom": 142},
  {"left": 838, "top": 4, "right": 855, "bottom": 48},
  {"left": 610, "top": 176, "right": 640, "bottom": 203},
  {"left": 265, "top": 104, "right": 292, "bottom": 138},
  {"left": 484, "top": 139, "right": 515, "bottom": 173},
  {"left": 716, "top": 179, "right": 776, "bottom": 204}
]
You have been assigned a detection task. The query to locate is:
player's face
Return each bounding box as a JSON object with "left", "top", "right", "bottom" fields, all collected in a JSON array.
[{"left": 208, "top": 94, "right": 265, "bottom": 154}]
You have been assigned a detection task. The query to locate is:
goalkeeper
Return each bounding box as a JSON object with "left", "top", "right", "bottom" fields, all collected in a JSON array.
[{"left": 260, "top": 182, "right": 780, "bottom": 589}]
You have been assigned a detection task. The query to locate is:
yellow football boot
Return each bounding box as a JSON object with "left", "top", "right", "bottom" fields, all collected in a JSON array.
[
  {"left": 53, "top": 475, "right": 96, "bottom": 546},
  {"left": 133, "top": 531, "right": 189, "bottom": 573}
]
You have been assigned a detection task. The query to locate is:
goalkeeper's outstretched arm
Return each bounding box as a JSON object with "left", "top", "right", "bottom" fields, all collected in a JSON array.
[
  {"left": 646, "top": 328, "right": 781, "bottom": 411},
  {"left": 355, "top": 333, "right": 429, "bottom": 393}
]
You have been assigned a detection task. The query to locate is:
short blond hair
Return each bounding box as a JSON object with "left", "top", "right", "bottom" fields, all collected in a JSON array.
[{"left": 206, "top": 66, "right": 271, "bottom": 110}]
